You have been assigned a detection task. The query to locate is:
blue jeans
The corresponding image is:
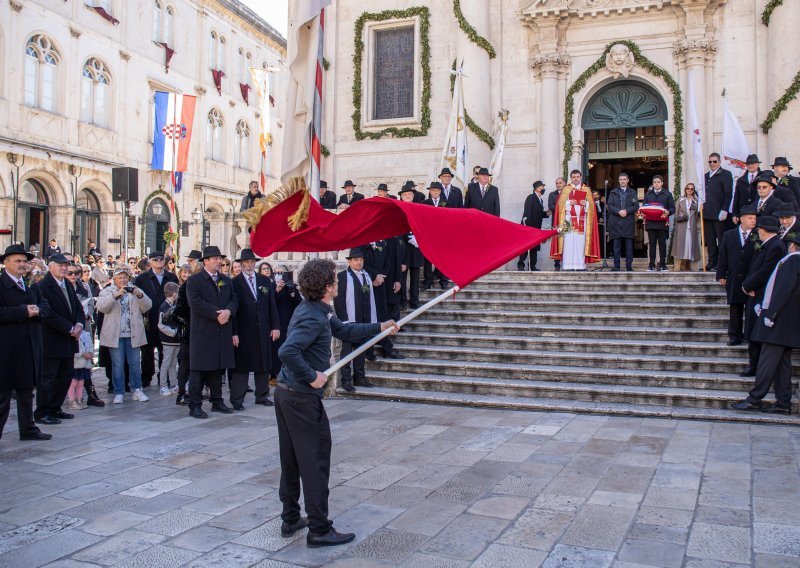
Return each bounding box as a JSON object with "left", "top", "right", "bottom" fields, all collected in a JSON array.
[{"left": 110, "top": 338, "right": 142, "bottom": 395}]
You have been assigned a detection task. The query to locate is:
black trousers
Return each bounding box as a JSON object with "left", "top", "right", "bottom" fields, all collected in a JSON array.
[
  {"left": 407, "top": 267, "right": 420, "bottom": 308},
  {"left": 140, "top": 339, "right": 163, "bottom": 387},
  {"left": 423, "top": 260, "right": 447, "bottom": 287},
  {"left": 517, "top": 247, "right": 540, "bottom": 270},
  {"left": 0, "top": 389, "right": 39, "bottom": 439},
  {"left": 704, "top": 219, "right": 725, "bottom": 267},
  {"left": 612, "top": 238, "right": 634, "bottom": 269},
  {"left": 36, "top": 357, "right": 73, "bottom": 419},
  {"left": 188, "top": 370, "right": 223, "bottom": 409},
  {"left": 728, "top": 303, "right": 745, "bottom": 343},
  {"left": 230, "top": 371, "right": 270, "bottom": 406},
  {"left": 339, "top": 341, "right": 366, "bottom": 385},
  {"left": 177, "top": 341, "right": 190, "bottom": 396},
  {"left": 647, "top": 229, "right": 668, "bottom": 268},
  {"left": 744, "top": 297, "right": 761, "bottom": 369},
  {"left": 274, "top": 386, "right": 332, "bottom": 535},
  {"left": 747, "top": 342, "right": 793, "bottom": 407}
]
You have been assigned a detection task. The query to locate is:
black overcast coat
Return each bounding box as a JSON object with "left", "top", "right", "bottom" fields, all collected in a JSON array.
[
  {"left": 186, "top": 270, "right": 238, "bottom": 371},
  {"left": 232, "top": 272, "right": 279, "bottom": 373}
]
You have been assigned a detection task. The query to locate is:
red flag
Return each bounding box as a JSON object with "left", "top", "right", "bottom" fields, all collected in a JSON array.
[
  {"left": 211, "top": 69, "right": 225, "bottom": 95},
  {"left": 250, "top": 194, "right": 556, "bottom": 288}
]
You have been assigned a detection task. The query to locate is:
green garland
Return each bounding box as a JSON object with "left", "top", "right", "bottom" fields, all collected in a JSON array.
[
  {"left": 352, "top": 8, "right": 431, "bottom": 140},
  {"left": 452, "top": 0, "right": 496, "bottom": 59},
  {"left": 139, "top": 189, "right": 181, "bottom": 259},
  {"left": 450, "top": 59, "right": 495, "bottom": 149},
  {"left": 321, "top": 144, "right": 330, "bottom": 157},
  {"left": 761, "top": 0, "right": 784, "bottom": 25},
  {"left": 322, "top": 57, "right": 330, "bottom": 71},
  {"left": 761, "top": 70, "right": 800, "bottom": 133},
  {"left": 562, "top": 40, "right": 683, "bottom": 195}
]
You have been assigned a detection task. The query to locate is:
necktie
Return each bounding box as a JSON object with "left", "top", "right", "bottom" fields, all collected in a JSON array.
[
  {"left": 434, "top": 199, "right": 439, "bottom": 207},
  {"left": 347, "top": 194, "right": 352, "bottom": 204},
  {"left": 17, "top": 279, "right": 25, "bottom": 292},
  {"left": 444, "top": 187, "right": 449, "bottom": 199},
  {"left": 60, "top": 281, "right": 72, "bottom": 312},
  {"left": 742, "top": 231, "right": 748, "bottom": 246},
  {"left": 480, "top": 186, "right": 486, "bottom": 199},
  {"left": 758, "top": 199, "right": 764, "bottom": 212},
  {"left": 212, "top": 273, "right": 218, "bottom": 284},
  {"left": 750, "top": 173, "right": 754, "bottom": 184},
  {"left": 248, "top": 275, "right": 257, "bottom": 299}
]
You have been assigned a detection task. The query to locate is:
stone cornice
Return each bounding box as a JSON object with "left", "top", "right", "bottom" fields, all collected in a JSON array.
[
  {"left": 673, "top": 38, "right": 717, "bottom": 66},
  {"left": 518, "top": 0, "right": 722, "bottom": 24},
  {"left": 530, "top": 52, "right": 571, "bottom": 79}
]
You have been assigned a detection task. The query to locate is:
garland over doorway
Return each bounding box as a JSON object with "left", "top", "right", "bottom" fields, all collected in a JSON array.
[
  {"left": 139, "top": 189, "right": 181, "bottom": 260},
  {"left": 562, "top": 40, "right": 683, "bottom": 194}
]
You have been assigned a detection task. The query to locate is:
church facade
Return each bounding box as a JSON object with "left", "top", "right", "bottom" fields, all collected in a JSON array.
[{"left": 320, "top": 0, "right": 799, "bottom": 235}]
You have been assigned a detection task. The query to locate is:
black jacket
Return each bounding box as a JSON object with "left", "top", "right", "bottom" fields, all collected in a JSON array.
[
  {"left": 384, "top": 236, "right": 405, "bottom": 306},
  {"left": 319, "top": 191, "right": 337, "bottom": 210},
  {"left": 158, "top": 299, "right": 181, "bottom": 345},
  {"left": 755, "top": 194, "right": 786, "bottom": 216},
  {"left": 716, "top": 227, "right": 754, "bottom": 305},
  {"left": 44, "top": 245, "right": 62, "bottom": 262},
  {"left": 733, "top": 170, "right": 760, "bottom": 217},
  {"left": 363, "top": 241, "right": 393, "bottom": 319},
  {"left": 547, "top": 190, "right": 560, "bottom": 216},
  {"left": 703, "top": 168, "right": 734, "bottom": 220},
  {"left": 336, "top": 192, "right": 364, "bottom": 207},
  {"left": 185, "top": 270, "right": 238, "bottom": 371},
  {"left": 232, "top": 272, "right": 280, "bottom": 373},
  {"left": 441, "top": 185, "right": 463, "bottom": 208},
  {"left": 521, "top": 192, "right": 548, "bottom": 229},
  {"left": 642, "top": 189, "right": 675, "bottom": 231},
  {"left": 333, "top": 268, "right": 373, "bottom": 324},
  {"left": 742, "top": 236, "right": 787, "bottom": 301},
  {"left": 774, "top": 186, "right": 799, "bottom": 212},
  {"left": 34, "top": 273, "right": 85, "bottom": 360},
  {"left": 606, "top": 187, "right": 640, "bottom": 239},
  {"left": 422, "top": 196, "right": 447, "bottom": 208},
  {"left": 751, "top": 253, "right": 800, "bottom": 349},
  {"left": 781, "top": 219, "right": 800, "bottom": 243},
  {"left": 776, "top": 175, "right": 800, "bottom": 211},
  {"left": 464, "top": 183, "right": 500, "bottom": 217},
  {"left": 403, "top": 233, "right": 424, "bottom": 268},
  {"left": 134, "top": 269, "right": 179, "bottom": 342}
]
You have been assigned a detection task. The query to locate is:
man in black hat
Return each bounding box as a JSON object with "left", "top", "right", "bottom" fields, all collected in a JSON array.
[
  {"left": 134, "top": 251, "right": 179, "bottom": 388},
  {"left": 375, "top": 183, "right": 397, "bottom": 200},
  {"left": 0, "top": 245, "right": 52, "bottom": 441},
  {"left": 399, "top": 186, "right": 424, "bottom": 307},
  {"left": 422, "top": 182, "right": 449, "bottom": 289},
  {"left": 731, "top": 232, "right": 800, "bottom": 415},
  {"left": 771, "top": 157, "right": 800, "bottom": 210},
  {"left": 230, "top": 249, "right": 280, "bottom": 410},
  {"left": 777, "top": 203, "right": 800, "bottom": 243},
  {"left": 753, "top": 174, "right": 787, "bottom": 217},
  {"left": 33, "top": 253, "right": 85, "bottom": 425},
  {"left": 400, "top": 180, "right": 426, "bottom": 203},
  {"left": 438, "top": 168, "right": 463, "bottom": 208},
  {"left": 740, "top": 215, "right": 787, "bottom": 377},
  {"left": 702, "top": 152, "right": 734, "bottom": 270},
  {"left": 336, "top": 180, "right": 364, "bottom": 210},
  {"left": 187, "top": 249, "right": 202, "bottom": 269},
  {"left": 732, "top": 154, "right": 762, "bottom": 221},
  {"left": 319, "top": 180, "right": 337, "bottom": 209},
  {"left": 240, "top": 180, "right": 264, "bottom": 211},
  {"left": 518, "top": 180, "right": 549, "bottom": 271},
  {"left": 361, "top": 240, "right": 404, "bottom": 361},
  {"left": 464, "top": 167, "right": 500, "bottom": 217},
  {"left": 185, "top": 246, "right": 239, "bottom": 418},
  {"left": 717, "top": 204, "right": 758, "bottom": 346}
]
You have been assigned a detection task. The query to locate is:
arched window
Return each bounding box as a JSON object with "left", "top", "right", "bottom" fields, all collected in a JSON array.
[
  {"left": 238, "top": 48, "right": 251, "bottom": 85},
  {"left": 24, "top": 35, "right": 60, "bottom": 112},
  {"left": 206, "top": 108, "right": 224, "bottom": 161},
  {"left": 152, "top": 2, "right": 175, "bottom": 44},
  {"left": 80, "top": 58, "right": 111, "bottom": 128},
  {"left": 19, "top": 179, "right": 49, "bottom": 204},
  {"left": 234, "top": 120, "right": 250, "bottom": 169},
  {"left": 209, "top": 31, "right": 225, "bottom": 71},
  {"left": 152, "top": 0, "right": 161, "bottom": 42},
  {"left": 164, "top": 6, "right": 174, "bottom": 45},
  {"left": 76, "top": 188, "right": 101, "bottom": 256},
  {"left": 17, "top": 180, "right": 50, "bottom": 253},
  {"left": 77, "top": 188, "right": 100, "bottom": 211}
]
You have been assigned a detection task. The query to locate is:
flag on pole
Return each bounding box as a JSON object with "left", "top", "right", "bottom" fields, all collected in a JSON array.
[
  {"left": 441, "top": 62, "right": 468, "bottom": 187},
  {"left": 151, "top": 91, "right": 197, "bottom": 173},
  {"left": 687, "top": 73, "right": 706, "bottom": 204},
  {"left": 251, "top": 67, "right": 277, "bottom": 191},
  {"left": 489, "top": 109, "right": 510, "bottom": 180},
  {"left": 281, "top": 0, "right": 331, "bottom": 186},
  {"left": 721, "top": 96, "right": 751, "bottom": 179}
]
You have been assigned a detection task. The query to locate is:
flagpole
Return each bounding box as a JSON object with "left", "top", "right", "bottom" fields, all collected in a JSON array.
[
  {"left": 699, "top": 204, "right": 707, "bottom": 271},
  {"left": 324, "top": 286, "right": 459, "bottom": 379}
]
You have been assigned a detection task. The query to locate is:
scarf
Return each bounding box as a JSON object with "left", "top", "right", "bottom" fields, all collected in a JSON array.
[{"left": 345, "top": 269, "right": 377, "bottom": 324}]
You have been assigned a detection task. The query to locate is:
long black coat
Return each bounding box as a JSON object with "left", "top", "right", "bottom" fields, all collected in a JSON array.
[
  {"left": 384, "top": 236, "right": 405, "bottom": 306},
  {"left": 751, "top": 253, "right": 800, "bottom": 348},
  {"left": 442, "top": 185, "right": 463, "bottom": 208},
  {"left": 336, "top": 192, "right": 364, "bottom": 207},
  {"left": 403, "top": 233, "right": 424, "bottom": 268},
  {"left": 716, "top": 227, "right": 753, "bottom": 304},
  {"left": 185, "top": 270, "right": 238, "bottom": 371},
  {"left": 35, "top": 273, "right": 85, "bottom": 360},
  {"left": 703, "top": 168, "right": 734, "bottom": 220},
  {"left": 773, "top": 186, "right": 799, "bottom": 211},
  {"left": 0, "top": 272, "right": 50, "bottom": 390},
  {"left": 755, "top": 194, "right": 787, "bottom": 216},
  {"left": 606, "top": 187, "right": 640, "bottom": 239},
  {"left": 270, "top": 279, "right": 301, "bottom": 376},
  {"left": 464, "top": 183, "right": 500, "bottom": 217},
  {"left": 733, "top": 170, "right": 760, "bottom": 217},
  {"left": 742, "top": 236, "right": 787, "bottom": 301},
  {"left": 522, "top": 192, "right": 548, "bottom": 229},
  {"left": 319, "top": 191, "right": 337, "bottom": 210},
  {"left": 232, "top": 272, "right": 279, "bottom": 373},
  {"left": 363, "top": 241, "right": 393, "bottom": 321},
  {"left": 134, "top": 269, "right": 179, "bottom": 343}
]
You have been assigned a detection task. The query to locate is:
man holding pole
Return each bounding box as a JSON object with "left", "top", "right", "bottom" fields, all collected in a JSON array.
[{"left": 275, "top": 259, "right": 397, "bottom": 548}]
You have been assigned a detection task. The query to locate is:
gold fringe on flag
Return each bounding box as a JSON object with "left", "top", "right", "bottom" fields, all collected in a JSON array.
[{"left": 241, "top": 176, "right": 310, "bottom": 232}]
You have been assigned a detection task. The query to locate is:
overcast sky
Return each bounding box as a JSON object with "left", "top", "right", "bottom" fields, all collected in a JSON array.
[{"left": 241, "top": 0, "right": 288, "bottom": 37}]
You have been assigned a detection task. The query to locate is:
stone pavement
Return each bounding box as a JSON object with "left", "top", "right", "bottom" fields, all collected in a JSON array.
[{"left": 1, "top": 388, "right": 799, "bottom": 568}]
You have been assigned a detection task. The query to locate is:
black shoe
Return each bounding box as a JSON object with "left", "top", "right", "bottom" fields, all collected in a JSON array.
[
  {"left": 626, "top": 266, "right": 634, "bottom": 272},
  {"left": 659, "top": 266, "right": 669, "bottom": 272},
  {"left": 341, "top": 383, "right": 356, "bottom": 393},
  {"left": 365, "top": 352, "right": 377, "bottom": 362},
  {"left": 554, "top": 265, "right": 561, "bottom": 271},
  {"left": 384, "top": 350, "right": 404, "bottom": 360},
  {"left": 354, "top": 380, "right": 375, "bottom": 388},
  {"left": 35, "top": 416, "right": 61, "bottom": 425},
  {"left": 530, "top": 268, "right": 541, "bottom": 272},
  {"left": 307, "top": 528, "right": 355, "bottom": 548},
  {"left": 611, "top": 267, "right": 621, "bottom": 272},
  {"left": 730, "top": 400, "right": 762, "bottom": 411},
  {"left": 440, "top": 282, "right": 448, "bottom": 289},
  {"left": 281, "top": 517, "right": 309, "bottom": 537},
  {"left": 255, "top": 398, "right": 274, "bottom": 406},
  {"left": 175, "top": 394, "right": 188, "bottom": 405},
  {"left": 190, "top": 407, "right": 208, "bottom": 419},
  {"left": 211, "top": 404, "right": 233, "bottom": 414},
  {"left": 20, "top": 431, "right": 52, "bottom": 441},
  {"left": 422, "top": 283, "right": 432, "bottom": 291},
  {"left": 761, "top": 404, "right": 792, "bottom": 415},
  {"left": 232, "top": 404, "right": 245, "bottom": 411},
  {"left": 86, "top": 395, "right": 106, "bottom": 407},
  {"left": 738, "top": 368, "right": 756, "bottom": 377},
  {"left": 727, "top": 340, "right": 743, "bottom": 346},
  {"left": 52, "top": 410, "right": 74, "bottom": 420},
  {"left": 647, "top": 265, "right": 656, "bottom": 272},
  {"left": 409, "top": 304, "right": 419, "bottom": 310},
  {"left": 517, "top": 265, "right": 525, "bottom": 271}
]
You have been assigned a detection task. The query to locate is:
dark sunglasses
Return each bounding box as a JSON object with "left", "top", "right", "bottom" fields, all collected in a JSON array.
[
  {"left": 222, "top": 262, "right": 231, "bottom": 266},
  {"left": 67, "top": 270, "right": 81, "bottom": 275},
  {"left": 708, "top": 160, "right": 719, "bottom": 164},
  {"left": 151, "top": 257, "right": 165, "bottom": 262}
]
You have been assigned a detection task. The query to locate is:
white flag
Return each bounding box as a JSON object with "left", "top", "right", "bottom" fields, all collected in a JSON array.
[
  {"left": 721, "top": 97, "right": 751, "bottom": 179},
  {"left": 687, "top": 72, "right": 706, "bottom": 205},
  {"left": 251, "top": 67, "right": 277, "bottom": 188},
  {"left": 488, "top": 110, "right": 510, "bottom": 180},
  {"left": 440, "top": 63, "right": 468, "bottom": 187}
]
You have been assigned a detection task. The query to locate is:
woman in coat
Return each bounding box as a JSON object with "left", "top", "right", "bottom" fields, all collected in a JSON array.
[
  {"left": 96, "top": 265, "right": 152, "bottom": 404},
  {"left": 671, "top": 183, "right": 701, "bottom": 271}
]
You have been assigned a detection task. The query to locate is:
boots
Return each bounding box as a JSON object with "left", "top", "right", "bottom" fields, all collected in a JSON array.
[{"left": 86, "top": 384, "right": 106, "bottom": 407}]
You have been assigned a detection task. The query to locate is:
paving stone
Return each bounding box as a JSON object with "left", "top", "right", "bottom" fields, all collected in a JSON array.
[
  {"left": 40, "top": 560, "right": 104, "bottom": 568},
  {"left": 499, "top": 508, "right": 573, "bottom": 551},
  {"left": 542, "top": 473, "right": 600, "bottom": 498},
  {"left": 541, "top": 544, "right": 615, "bottom": 568},
  {"left": 180, "top": 481, "right": 268, "bottom": 516},
  {"left": 531, "top": 493, "right": 585, "bottom": 513},
  {"left": 78, "top": 511, "right": 152, "bottom": 537},
  {"left": 754, "top": 553, "right": 800, "bottom": 567},
  {"left": 167, "top": 524, "right": 241, "bottom": 553},
  {"left": 135, "top": 508, "right": 213, "bottom": 537},
  {"left": 587, "top": 490, "right": 642, "bottom": 509},
  {"left": 328, "top": 485, "right": 378, "bottom": 518},
  {"left": 643, "top": 486, "right": 698, "bottom": 511},
  {"left": 461, "top": 426, "right": 522, "bottom": 451},
  {"left": 753, "top": 522, "right": 800, "bottom": 557},
  {"left": 0, "top": 496, "right": 85, "bottom": 526},
  {"left": 330, "top": 462, "right": 375, "bottom": 482},
  {"left": 120, "top": 477, "right": 192, "bottom": 499},
  {"left": 72, "top": 528, "right": 165, "bottom": 565},
  {"left": 628, "top": 523, "right": 688, "bottom": 545},
  {"left": 471, "top": 543, "right": 548, "bottom": 568},
  {"left": 486, "top": 443, "right": 538, "bottom": 463},
  {"left": 560, "top": 504, "right": 636, "bottom": 551},
  {"left": 703, "top": 461, "right": 751, "bottom": 480},
  {"left": 521, "top": 424, "right": 563, "bottom": 437},
  {"left": 180, "top": 543, "right": 269, "bottom": 568},
  {"left": 694, "top": 506, "right": 752, "bottom": 527},
  {"left": 0, "top": 528, "right": 102, "bottom": 568},
  {"left": 493, "top": 473, "right": 549, "bottom": 498},
  {"left": 88, "top": 457, "right": 152, "bottom": 475},
  {"left": 399, "top": 552, "right": 470, "bottom": 568},
  {"left": 325, "top": 559, "right": 395, "bottom": 568},
  {"left": 427, "top": 481, "right": 488, "bottom": 504},
  {"left": 251, "top": 560, "right": 309, "bottom": 568},
  {"left": 343, "top": 464, "right": 417, "bottom": 491},
  {"left": 60, "top": 494, "right": 146, "bottom": 520},
  {"left": 467, "top": 495, "right": 530, "bottom": 520},
  {"left": 366, "top": 485, "right": 431, "bottom": 508},
  {"left": 405, "top": 425, "right": 449, "bottom": 437},
  {"left": 57, "top": 480, "right": 127, "bottom": 503},
  {"left": 419, "top": 514, "right": 509, "bottom": 561},
  {"left": 685, "top": 561, "right": 750, "bottom": 568},
  {"left": 753, "top": 497, "right": 800, "bottom": 525},
  {"left": 433, "top": 448, "right": 489, "bottom": 466},
  {"left": 111, "top": 544, "right": 200, "bottom": 568},
  {"left": 397, "top": 462, "right": 463, "bottom": 490},
  {"left": 206, "top": 497, "right": 281, "bottom": 532},
  {"left": 104, "top": 465, "right": 179, "bottom": 488},
  {"left": 387, "top": 500, "right": 466, "bottom": 536},
  {"left": 347, "top": 528, "right": 428, "bottom": 562},
  {"left": 618, "top": 538, "right": 686, "bottom": 567},
  {"left": 597, "top": 465, "right": 654, "bottom": 494},
  {"left": 125, "top": 493, "right": 196, "bottom": 516},
  {"left": 699, "top": 477, "right": 751, "bottom": 510},
  {"left": 687, "top": 522, "right": 752, "bottom": 564},
  {"left": 636, "top": 506, "right": 694, "bottom": 529},
  {"left": 233, "top": 517, "right": 306, "bottom": 551},
  {"left": 0, "top": 514, "right": 84, "bottom": 555}
]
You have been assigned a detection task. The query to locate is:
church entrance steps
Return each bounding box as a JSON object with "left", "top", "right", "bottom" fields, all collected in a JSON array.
[
  {"left": 474, "top": 271, "right": 715, "bottom": 283},
  {"left": 441, "top": 284, "right": 728, "bottom": 299},
  {"left": 427, "top": 299, "right": 724, "bottom": 315}
]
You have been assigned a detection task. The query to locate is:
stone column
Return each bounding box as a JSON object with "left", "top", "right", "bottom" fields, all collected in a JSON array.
[
  {"left": 766, "top": 6, "right": 800, "bottom": 159},
  {"left": 531, "top": 52, "right": 571, "bottom": 191}
]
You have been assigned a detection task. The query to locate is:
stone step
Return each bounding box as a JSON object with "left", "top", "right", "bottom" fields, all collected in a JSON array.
[
  {"left": 424, "top": 287, "right": 727, "bottom": 302},
  {"left": 421, "top": 299, "right": 726, "bottom": 315},
  {"left": 344, "top": 386, "right": 800, "bottom": 425},
  {"left": 472, "top": 271, "right": 717, "bottom": 283},
  {"left": 387, "top": 344, "right": 800, "bottom": 375},
  {"left": 365, "top": 359, "right": 799, "bottom": 392},
  {"left": 451, "top": 281, "right": 725, "bottom": 294},
  {"left": 402, "top": 320, "right": 729, "bottom": 342}
]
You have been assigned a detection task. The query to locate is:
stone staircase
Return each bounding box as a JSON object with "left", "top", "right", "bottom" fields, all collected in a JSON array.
[{"left": 352, "top": 271, "right": 800, "bottom": 425}]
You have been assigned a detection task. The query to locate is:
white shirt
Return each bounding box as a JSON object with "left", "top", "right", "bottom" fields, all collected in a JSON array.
[{"left": 442, "top": 185, "right": 451, "bottom": 199}]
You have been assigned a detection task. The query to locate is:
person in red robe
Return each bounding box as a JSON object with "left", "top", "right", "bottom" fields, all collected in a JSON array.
[{"left": 550, "top": 170, "right": 601, "bottom": 270}]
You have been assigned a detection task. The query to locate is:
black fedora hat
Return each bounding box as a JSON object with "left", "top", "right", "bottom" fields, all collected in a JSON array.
[
  {"left": 477, "top": 167, "right": 491, "bottom": 176},
  {"left": 236, "top": 248, "right": 260, "bottom": 262},
  {"left": 345, "top": 248, "right": 366, "bottom": 259},
  {"left": 754, "top": 173, "right": 776, "bottom": 188},
  {"left": 755, "top": 216, "right": 781, "bottom": 232},
  {"left": 532, "top": 180, "right": 545, "bottom": 190},
  {"left": 341, "top": 180, "right": 356, "bottom": 188},
  {"left": 771, "top": 157, "right": 793, "bottom": 170},
  {"left": 48, "top": 253, "right": 70, "bottom": 264},
  {"left": 428, "top": 182, "right": 443, "bottom": 191},
  {"left": 320, "top": 180, "right": 328, "bottom": 189},
  {"left": 774, "top": 203, "right": 797, "bottom": 218},
  {"left": 439, "top": 167, "right": 454, "bottom": 177},
  {"left": 790, "top": 233, "right": 800, "bottom": 247},
  {"left": 398, "top": 185, "right": 416, "bottom": 195},
  {"left": 148, "top": 251, "right": 165, "bottom": 259},
  {"left": 746, "top": 154, "right": 761, "bottom": 164},
  {"left": 0, "top": 244, "right": 34, "bottom": 263},
  {"left": 402, "top": 180, "right": 417, "bottom": 189},
  {"left": 200, "top": 245, "right": 226, "bottom": 260},
  {"left": 376, "top": 183, "right": 389, "bottom": 192},
  {"left": 188, "top": 249, "right": 202, "bottom": 261},
  {"left": 739, "top": 204, "right": 758, "bottom": 217}
]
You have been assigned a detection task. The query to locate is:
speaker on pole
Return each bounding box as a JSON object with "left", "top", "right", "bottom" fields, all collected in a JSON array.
[{"left": 112, "top": 167, "right": 139, "bottom": 202}]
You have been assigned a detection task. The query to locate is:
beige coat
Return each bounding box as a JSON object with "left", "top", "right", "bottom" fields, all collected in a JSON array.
[
  {"left": 671, "top": 197, "right": 701, "bottom": 261},
  {"left": 96, "top": 285, "right": 152, "bottom": 348}
]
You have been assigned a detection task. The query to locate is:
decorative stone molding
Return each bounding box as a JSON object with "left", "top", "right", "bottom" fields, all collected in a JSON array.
[
  {"left": 119, "top": 50, "right": 130, "bottom": 61},
  {"left": 70, "top": 27, "right": 82, "bottom": 39},
  {"left": 673, "top": 38, "right": 717, "bottom": 67},
  {"left": 9, "top": 0, "right": 22, "bottom": 13},
  {"left": 530, "top": 52, "right": 571, "bottom": 79},
  {"left": 605, "top": 43, "right": 635, "bottom": 78},
  {"left": 194, "top": 86, "right": 207, "bottom": 96}
]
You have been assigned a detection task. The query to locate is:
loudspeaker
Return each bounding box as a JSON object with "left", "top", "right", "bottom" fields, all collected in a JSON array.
[{"left": 112, "top": 167, "right": 139, "bottom": 202}]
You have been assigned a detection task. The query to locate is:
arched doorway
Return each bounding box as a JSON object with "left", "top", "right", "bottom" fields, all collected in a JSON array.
[
  {"left": 16, "top": 179, "right": 49, "bottom": 255},
  {"left": 143, "top": 197, "right": 170, "bottom": 255},
  {"left": 76, "top": 188, "right": 101, "bottom": 256}
]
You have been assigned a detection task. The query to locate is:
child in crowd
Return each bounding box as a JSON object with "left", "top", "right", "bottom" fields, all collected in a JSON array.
[
  {"left": 157, "top": 282, "right": 182, "bottom": 396},
  {"left": 69, "top": 329, "right": 94, "bottom": 410}
]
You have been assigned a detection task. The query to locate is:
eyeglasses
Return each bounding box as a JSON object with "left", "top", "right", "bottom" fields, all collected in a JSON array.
[
  {"left": 708, "top": 160, "right": 719, "bottom": 164},
  {"left": 67, "top": 270, "right": 80, "bottom": 276},
  {"left": 82, "top": 269, "right": 90, "bottom": 273},
  {"left": 151, "top": 257, "right": 165, "bottom": 262}
]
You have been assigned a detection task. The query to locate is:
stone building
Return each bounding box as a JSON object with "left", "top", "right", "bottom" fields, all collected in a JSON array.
[
  {"left": 0, "top": 0, "right": 286, "bottom": 260},
  {"left": 319, "top": 0, "right": 799, "bottom": 260}
]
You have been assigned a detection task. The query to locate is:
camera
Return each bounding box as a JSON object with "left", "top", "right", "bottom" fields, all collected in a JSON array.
[{"left": 124, "top": 285, "right": 135, "bottom": 294}]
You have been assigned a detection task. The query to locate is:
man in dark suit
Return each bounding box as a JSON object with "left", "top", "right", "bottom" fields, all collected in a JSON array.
[
  {"left": 703, "top": 152, "right": 734, "bottom": 270},
  {"left": 777, "top": 204, "right": 800, "bottom": 244},
  {"left": 771, "top": 157, "right": 800, "bottom": 210},
  {"left": 731, "top": 233, "right": 800, "bottom": 414},
  {"left": 716, "top": 205, "right": 757, "bottom": 346},
  {"left": 732, "top": 154, "right": 762, "bottom": 221},
  {"left": 753, "top": 174, "right": 787, "bottom": 217},
  {"left": 438, "top": 168, "right": 463, "bottom": 208},
  {"left": 464, "top": 167, "right": 500, "bottom": 217},
  {"left": 44, "top": 238, "right": 61, "bottom": 262},
  {"left": 384, "top": 235, "right": 405, "bottom": 320},
  {"left": 319, "top": 180, "right": 337, "bottom": 210},
  {"left": 606, "top": 173, "right": 640, "bottom": 271},
  {"left": 185, "top": 246, "right": 239, "bottom": 418},
  {"left": 740, "top": 216, "right": 787, "bottom": 377},
  {"left": 33, "top": 254, "right": 85, "bottom": 425},
  {"left": 518, "top": 180, "right": 549, "bottom": 271},
  {"left": 336, "top": 180, "right": 364, "bottom": 209},
  {"left": 362, "top": 240, "right": 403, "bottom": 361},
  {"left": 399, "top": 187, "right": 424, "bottom": 308},
  {"left": 0, "top": 245, "right": 51, "bottom": 441},
  {"left": 375, "top": 183, "right": 397, "bottom": 200},
  {"left": 548, "top": 178, "right": 565, "bottom": 270},
  {"left": 643, "top": 175, "right": 676, "bottom": 271},
  {"left": 398, "top": 180, "right": 426, "bottom": 203},
  {"left": 134, "top": 251, "right": 179, "bottom": 388},
  {"left": 230, "top": 249, "right": 280, "bottom": 410},
  {"left": 422, "top": 182, "right": 450, "bottom": 288}
]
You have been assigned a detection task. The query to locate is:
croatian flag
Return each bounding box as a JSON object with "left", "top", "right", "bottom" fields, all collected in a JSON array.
[{"left": 151, "top": 91, "right": 197, "bottom": 174}]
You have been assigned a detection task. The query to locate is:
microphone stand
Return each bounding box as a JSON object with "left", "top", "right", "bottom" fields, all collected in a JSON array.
[{"left": 592, "top": 180, "right": 610, "bottom": 271}]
